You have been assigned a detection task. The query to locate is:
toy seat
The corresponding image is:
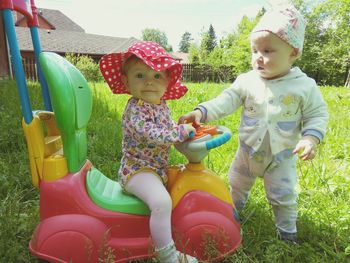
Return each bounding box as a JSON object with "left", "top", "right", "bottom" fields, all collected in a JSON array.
[
  {"left": 39, "top": 52, "right": 92, "bottom": 173},
  {"left": 86, "top": 167, "right": 150, "bottom": 215}
]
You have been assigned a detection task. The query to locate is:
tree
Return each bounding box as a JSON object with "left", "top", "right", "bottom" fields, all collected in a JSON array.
[
  {"left": 187, "top": 0, "right": 349, "bottom": 86},
  {"left": 141, "top": 28, "right": 172, "bottom": 51},
  {"left": 229, "top": 15, "right": 260, "bottom": 75},
  {"left": 188, "top": 12, "right": 261, "bottom": 80},
  {"left": 318, "top": 0, "right": 350, "bottom": 86},
  {"left": 188, "top": 44, "right": 200, "bottom": 64},
  {"left": 199, "top": 32, "right": 210, "bottom": 61},
  {"left": 216, "top": 11, "right": 262, "bottom": 76},
  {"left": 178, "top": 32, "right": 193, "bottom": 53},
  {"left": 296, "top": 0, "right": 350, "bottom": 86},
  {"left": 198, "top": 24, "right": 218, "bottom": 59},
  {"left": 207, "top": 24, "right": 217, "bottom": 52}
]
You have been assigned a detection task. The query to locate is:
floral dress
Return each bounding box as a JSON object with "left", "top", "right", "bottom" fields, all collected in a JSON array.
[{"left": 118, "top": 97, "right": 188, "bottom": 188}]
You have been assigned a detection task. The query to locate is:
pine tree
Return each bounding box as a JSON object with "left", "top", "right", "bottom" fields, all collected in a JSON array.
[
  {"left": 178, "top": 32, "right": 193, "bottom": 53},
  {"left": 207, "top": 24, "right": 217, "bottom": 52}
]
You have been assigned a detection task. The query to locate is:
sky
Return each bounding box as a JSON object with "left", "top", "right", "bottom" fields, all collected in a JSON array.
[{"left": 34, "top": 0, "right": 273, "bottom": 51}]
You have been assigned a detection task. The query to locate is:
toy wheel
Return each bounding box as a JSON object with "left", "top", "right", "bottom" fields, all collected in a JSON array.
[
  {"left": 29, "top": 214, "right": 109, "bottom": 263},
  {"left": 172, "top": 211, "right": 241, "bottom": 262}
]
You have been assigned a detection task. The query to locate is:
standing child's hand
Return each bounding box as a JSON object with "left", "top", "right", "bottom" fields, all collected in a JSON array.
[
  {"left": 178, "top": 109, "right": 203, "bottom": 126},
  {"left": 293, "top": 136, "right": 319, "bottom": 161}
]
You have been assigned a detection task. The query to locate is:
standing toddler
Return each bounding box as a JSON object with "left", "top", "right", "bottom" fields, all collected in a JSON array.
[{"left": 179, "top": 5, "right": 328, "bottom": 243}]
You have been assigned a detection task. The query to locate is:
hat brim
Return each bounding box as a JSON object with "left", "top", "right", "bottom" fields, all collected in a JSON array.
[{"left": 99, "top": 50, "right": 187, "bottom": 100}]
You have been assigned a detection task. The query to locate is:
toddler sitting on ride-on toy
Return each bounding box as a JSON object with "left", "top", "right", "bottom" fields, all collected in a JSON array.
[{"left": 99, "top": 41, "right": 197, "bottom": 263}]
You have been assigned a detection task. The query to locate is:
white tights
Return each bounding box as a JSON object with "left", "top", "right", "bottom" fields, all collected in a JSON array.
[{"left": 125, "top": 172, "right": 173, "bottom": 249}]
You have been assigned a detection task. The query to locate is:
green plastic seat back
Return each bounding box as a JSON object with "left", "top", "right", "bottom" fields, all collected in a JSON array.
[
  {"left": 39, "top": 52, "right": 92, "bottom": 172},
  {"left": 86, "top": 168, "right": 150, "bottom": 215}
]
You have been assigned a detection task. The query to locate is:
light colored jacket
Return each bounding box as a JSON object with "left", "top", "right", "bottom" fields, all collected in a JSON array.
[{"left": 199, "top": 67, "right": 328, "bottom": 155}]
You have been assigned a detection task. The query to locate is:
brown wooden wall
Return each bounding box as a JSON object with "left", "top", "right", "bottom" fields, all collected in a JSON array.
[
  {"left": 0, "top": 12, "right": 10, "bottom": 78},
  {"left": 16, "top": 12, "right": 53, "bottom": 29}
]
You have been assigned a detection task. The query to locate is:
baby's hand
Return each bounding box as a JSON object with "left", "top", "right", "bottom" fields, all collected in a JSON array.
[
  {"left": 183, "top": 124, "right": 196, "bottom": 138},
  {"left": 293, "top": 136, "right": 319, "bottom": 161},
  {"left": 178, "top": 109, "right": 203, "bottom": 126}
]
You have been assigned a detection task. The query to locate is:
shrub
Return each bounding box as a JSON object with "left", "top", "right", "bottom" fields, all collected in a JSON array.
[{"left": 65, "top": 53, "right": 103, "bottom": 82}]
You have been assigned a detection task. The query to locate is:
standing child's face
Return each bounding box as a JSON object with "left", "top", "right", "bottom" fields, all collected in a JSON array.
[
  {"left": 250, "top": 31, "right": 298, "bottom": 80},
  {"left": 122, "top": 59, "right": 169, "bottom": 104}
]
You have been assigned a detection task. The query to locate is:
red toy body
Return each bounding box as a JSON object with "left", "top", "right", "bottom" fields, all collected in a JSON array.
[{"left": 30, "top": 158, "right": 241, "bottom": 262}]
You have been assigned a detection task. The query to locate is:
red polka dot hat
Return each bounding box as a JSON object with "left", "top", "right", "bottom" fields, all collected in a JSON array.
[{"left": 99, "top": 41, "right": 188, "bottom": 100}]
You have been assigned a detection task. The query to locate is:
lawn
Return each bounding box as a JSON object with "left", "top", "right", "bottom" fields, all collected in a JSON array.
[{"left": 0, "top": 79, "right": 349, "bottom": 262}]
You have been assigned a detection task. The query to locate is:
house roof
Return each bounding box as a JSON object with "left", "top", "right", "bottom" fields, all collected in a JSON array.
[
  {"left": 37, "top": 8, "right": 85, "bottom": 32},
  {"left": 15, "top": 7, "right": 138, "bottom": 55},
  {"left": 15, "top": 8, "right": 85, "bottom": 32},
  {"left": 170, "top": 52, "right": 190, "bottom": 64},
  {"left": 16, "top": 27, "right": 138, "bottom": 55}
]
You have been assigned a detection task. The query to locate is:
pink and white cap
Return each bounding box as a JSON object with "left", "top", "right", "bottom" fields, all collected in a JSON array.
[{"left": 252, "top": 5, "right": 306, "bottom": 55}]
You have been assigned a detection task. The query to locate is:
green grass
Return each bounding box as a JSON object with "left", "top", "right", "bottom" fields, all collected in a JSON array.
[{"left": 0, "top": 79, "right": 349, "bottom": 262}]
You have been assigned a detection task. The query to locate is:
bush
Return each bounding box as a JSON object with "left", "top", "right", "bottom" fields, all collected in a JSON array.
[{"left": 65, "top": 53, "right": 103, "bottom": 82}]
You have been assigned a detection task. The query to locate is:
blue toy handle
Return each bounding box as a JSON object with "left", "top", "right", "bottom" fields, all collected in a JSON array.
[
  {"left": 186, "top": 125, "right": 232, "bottom": 152},
  {"left": 188, "top": 131, "right": 195, "bottom": 139},
  {"left": 205, "top": 132, "right": 231, "bottom": 150}
]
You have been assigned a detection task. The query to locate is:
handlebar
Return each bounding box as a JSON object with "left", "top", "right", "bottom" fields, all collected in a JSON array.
[{"left": 187, "top": 125, "right": 232, "bottom": 152}]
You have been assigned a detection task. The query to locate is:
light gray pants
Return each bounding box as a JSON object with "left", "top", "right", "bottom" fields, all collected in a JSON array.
[{"left": 229, "top": 135, "right": 298, "bottom": 233}]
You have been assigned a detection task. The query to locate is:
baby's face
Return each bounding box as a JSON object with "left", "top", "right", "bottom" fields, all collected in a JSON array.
[
  {"left": 250, "top": 31, "right": 298, "bottom": 80},
  {"left": 122, "top": 60, "right": 169, "bottom": 104}
]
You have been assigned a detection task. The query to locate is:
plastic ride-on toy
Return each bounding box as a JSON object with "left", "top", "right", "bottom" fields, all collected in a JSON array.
[
  {"left": 2, "top": 1, "right": 241, "bottom": 258},
  {"left": 21, "top": 52, "right": 241, "bottom": 263}
]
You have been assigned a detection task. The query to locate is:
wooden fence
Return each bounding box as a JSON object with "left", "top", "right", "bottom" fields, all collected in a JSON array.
[
  {"left": 20, "top": 60, "right": 234, "bottom": 84},
  {"left": 181, "top": 63, "right": 235, "bottom": 83},
  {"left": 21, "top": 57, "right": 37, "bottom": 81}
]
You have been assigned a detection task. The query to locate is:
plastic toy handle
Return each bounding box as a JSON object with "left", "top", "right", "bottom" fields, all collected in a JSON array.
[
  {"left": 188, "top": 131, "right": 195, "bottom": 139},
  {"left": 187, "top": 125, "right": 232, "bottom": 151},
  {"left": 205, "top": 131, "right": 231, "bottom": 150}
]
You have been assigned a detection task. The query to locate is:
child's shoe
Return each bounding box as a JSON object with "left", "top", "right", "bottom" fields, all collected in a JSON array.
[
  {"left": 277, "top": 229, "right": 298, "bottom": 244},
  {"left": 156, "top": 241, "right": 198, "bottom": 263},
  {"left": 176, "top": 251, "right": 198, "bottom": 263}
]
